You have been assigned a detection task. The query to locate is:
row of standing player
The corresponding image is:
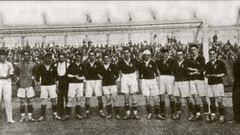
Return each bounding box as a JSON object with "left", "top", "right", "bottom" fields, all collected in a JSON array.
[{"left": 0, "top": 44, "right": 226, "bottom": 123}]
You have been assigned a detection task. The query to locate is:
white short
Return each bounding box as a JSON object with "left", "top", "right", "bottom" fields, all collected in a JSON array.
[
  {"left": 174, "top": 81, "right": 190, "bottom": 98},
  {"left": 103, "top": 85, "right": 118, "bottom": 95},
  {"left": 40, "top": 85, "right": 57, "bottom": 99},
  {"left": 159, "top": 75, "right": 174, "bottom": 95},
  {"left": 189, "top": 80, "right": 207, "bottom": 97},
  {"left": 208, "top": 84, "right": 224, "bottom": 97},
  {"left": 121, "top": 72, "right": 139, "bottom": 94},
  {"left": 68, "top": 83, "right": 84, "bottom": 98},
  {"left": 17, "top": 87, "right": 35, "bottom": 98},
  {"left": 85, "top": 80, "right": 102, "bottom": 97},
  {"left": 141, "top": 79, "right": 159, "bottom": 96}
]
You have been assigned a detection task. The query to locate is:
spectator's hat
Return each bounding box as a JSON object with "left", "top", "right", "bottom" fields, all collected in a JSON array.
[{"left": 0, "top": 49, "right": 8, "bottom": 56}]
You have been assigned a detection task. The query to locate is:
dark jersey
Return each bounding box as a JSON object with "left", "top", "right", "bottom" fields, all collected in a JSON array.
[
  {"left": 118, "top": 58, "right": 139, "bottom": 74},
  {"left": 139, "top": 60, "right": 159, "bottom": 79},
  {"left": 67, "top": 63, "right": 84, "bottom": 83},
  {"left": 173, "top": 59, "right": 189, "bottom": 82},
  {"left": 156, "top": 58, "right": 174, "bottom": 75},
  {"left": 36, "top": 64, "right": 57, "bottom": 85},
  {"left": 205, "top": 60, "right": 227, "bottom": 85},
  {"left": 186, "top": 55, "right": 205, "bottom": 80},
  {"left": 99, "top": 63, "right": 119, "bottom": 86},
  {"left": 83, "top": 61, "right": 101, "bottom": 80}
]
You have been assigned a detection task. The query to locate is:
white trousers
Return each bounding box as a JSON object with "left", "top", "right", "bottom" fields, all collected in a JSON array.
[{"left": 0, "top": 79, "right": 13, "bottom": 121}]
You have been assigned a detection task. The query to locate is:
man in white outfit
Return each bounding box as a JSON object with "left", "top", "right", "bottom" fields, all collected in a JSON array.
[{"left": 0, "top": 49, "right": 15, "bottom": 124}]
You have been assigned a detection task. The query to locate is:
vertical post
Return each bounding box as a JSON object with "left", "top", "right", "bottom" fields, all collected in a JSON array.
[
  {"left": 202, "top": 23, "right": 209, "bottom": 62},
  {"left": 85, "top": 35, "right": 89, "bottom": 41},
  {"left": 128, "top": 33, "right": 132, "bottom": 42},
  {"left": 42, "top": 35, "right": 46, "bottom": 46},
  {"left": 150, "top": 33, "right": 153, "bottom": 43},
  {"left": 237, "top": 29, "right": 240, "bottom": 45},
  {"left": 106, "top": 34, "right": 110, "bottom": 46},
  {"left": 64, "top": 35, "right": 68, "bottom": 46},
  {"left": 21, "top": 36, "right": 25, "bottom": 47}
]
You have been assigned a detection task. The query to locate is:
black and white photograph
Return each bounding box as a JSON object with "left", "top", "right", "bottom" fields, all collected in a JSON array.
[{"left": 0, "top": 1, "right": 240, "bottom": 135}]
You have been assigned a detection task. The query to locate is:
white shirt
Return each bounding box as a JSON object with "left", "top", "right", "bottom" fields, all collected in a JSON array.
[
  {"left": 0, "top": 61, "right": 14, "bottom": 78},
  {"left": 57, "top": 62, "right": 68, "bottom": 76},
  {"left": 104, "top": 63, "right": 110, "bottom": 70}
]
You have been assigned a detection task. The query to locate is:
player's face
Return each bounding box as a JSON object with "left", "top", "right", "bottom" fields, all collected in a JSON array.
[
  {"left": 209, "top": 51, "right": 217, "bottom": 61},
  {"left": 190, "top": 47, "right": 198, "bottom": 56},
  {"left": 162, "top": 52, "right": 169, "bottom": 60},
  {"left": 143, "top": 54, "right": 151, "bottom": 61},
  {"left": 23, "top": 52, "right": 30, "bottom": 62},
  {"left": 75, "top": 55, "right": 82, "bottom": 63},
  {"left": 44, "top": 57, "right": 52, "bottom": 65},
  {"left": 0, "top": 54, "right": 6, "bottom": 62},
  {"left": 58, "top": 55, "right": 65, "bottom": 63},
  {"left": 123, "top": 50, "right": 131, "bottom": 60},
  {"left": 176, "top": 51, "right": 184, "bottom": 61},
  {"left": 88, "top": 52, "right": 95, "bottom": 61},
  {"left": 103, "top": 55, "right": 110, "bottom": 64}
]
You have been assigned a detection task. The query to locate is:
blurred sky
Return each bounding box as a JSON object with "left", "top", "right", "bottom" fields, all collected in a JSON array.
[{"left": 0, "top": 1, "right": 239, "bottom": 26}]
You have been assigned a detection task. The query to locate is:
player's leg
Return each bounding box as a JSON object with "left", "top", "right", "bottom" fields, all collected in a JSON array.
[
  {"left": 112, "top": 92, "right": 120, "bottom": 119},
  {"left": 189, "top": 81, "right": 200, "bottom": 120},
  {"left": 145, "top": 95, "right": 152, "bottom": 119},
  {"left": 38, "top": 85, "right": 48, "bottom": 121},
  {"left": 57, "top": 83, "right": 64, "bottom": 118},
  {"left": 168, "top": 95, "right": 176, "bottom": 119},
  {"left": 19, "top": 98, "right": 26, "bottom": 122},
  {"left": 95, "top": 81, "right": 105, "bottom": 118},
  {"left": 159, "top": 94, "right": 166, "bottom": 118},
  {"left": 49, "top": 85, "right": 61, "bottom": 120},
  {"left": 185, "top": 96, "right": 195, "bottom": 121},
  {"left": 105, "top": 93, "right": 112, "bottom": 119},
  {"left": 75, "top": 83, "right": 84, "bottom": 119},
  {"left": 85, "top": 81, "right": 93, "bottom": 118},
  {"left": 27, "top": 98, "right": 35, "bottom": 122},
  {"left": 217, "top": 96, "right": 225, "bottom": 123},
  {"left": 209, "top": 97, "right": 217, "bottom": 121},
  {"left": 142, "top": 80, "right": 152, "bottom": 119},
  {"left": 123, "top": 93, "right": 131, "bottom": 119},
  {"left": 62, "top": 97, "right": 74, "bottom": 120},
  {"left": 3, "top": 81, "right": 15, "bottom": 123},
  {"left": 175, "top": 96, "right": 182, "bottom": 120},
  {"left": 131, "top": 94, "right": 140, "bottom": 119},
  {"left": 166, "top": 76, "right": 176, "bottom": 118}
]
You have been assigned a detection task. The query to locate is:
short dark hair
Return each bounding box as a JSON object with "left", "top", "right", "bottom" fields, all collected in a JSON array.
[
  {"left": 176, "top": 49, "right": 184, "bottom": 53},
  {"left": 58, "top": 52, "right": 66, "bottom": 58},
  {"left": 209, "top": 49, "right": 217, "bottom": 53},
  {"left": 102, "top": 52, "right": 110, "bottom": 58},
  {"left": 123, "top": 47, "right": 131, "bottom": 53},
  {"left": 88, "top": 50, "right": 95, "bottom": 56},
  {"left": 44, "top": 53, "right": 52, "bottom": 59},
  {"left": 21, "top": 49, "right": 30, "bottom": 56},
  {"left": 189, "top": 44, "right": 198, "bottom": 50},
  {"left": 75, "top": 52, "right": 82, "bottom": 57},
  {"left": 160, "top": 48, "right": 169, "bottom": 53}
]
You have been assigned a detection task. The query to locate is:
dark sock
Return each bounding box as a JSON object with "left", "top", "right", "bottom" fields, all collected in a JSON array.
[
  {"left": 218, "top": 105, "right": 225, "bottom": 116},
  {"left": 52, "top": 104, "right": 57, "bottom": 113},
  {"left": 66, "top": 107, "right": 71, "bottom": 115},
  {"left": 203, "top": 103, "right": 209, "bottom": 113},
  {"left": 75, "top": 105, "right": 82, "bottom": 115},
  {"left": 85, "top": 104, "right": 90, "bottom": 112},
  {"left": 98, "top": 102, "right": 104, "bottom": 111},
  {"left": 125, "top": 103, "right": 130, "bottom": 112},
  {"left": 160, "top": 101, "right": 165, "bottom": 114},
  {"left": 27, "top": 104, "right": 33, "bottom": 113},
  {"left": 187, "top": 103, "right": 193, "bottom": 114},
  {"left": 210, "top": 104, "right": 216, "bottom": 114},
  {"left": 20, "top": 105, "right": 25, "bottom": 114},
  {"left": 195, "top": 104, "right": 201, "bottom": 114},
  {"left": 170, "top": 101, "right": 175, "bottom": 114},
  {"left": 154, "top": 105, "right": 160, "bottom": 114},
  {"left": 106, "top": 105, "right": 112, "bottom": 115},
  {"left": 114, "top": 106, "right": 120, "bottom": 115},
  {"left": 41, "top": 105, "right": 47, "bottom": 116},
  {"left": 176, "top": 103, "right": 181, "bottom": 112},
  {"left": 146, "top": 104, "right": 152, "bottom": 114}
]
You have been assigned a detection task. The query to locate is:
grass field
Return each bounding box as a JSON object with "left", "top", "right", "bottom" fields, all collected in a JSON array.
[{"left": 1, "top": 90, "right": 240, "bottom": 135}]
